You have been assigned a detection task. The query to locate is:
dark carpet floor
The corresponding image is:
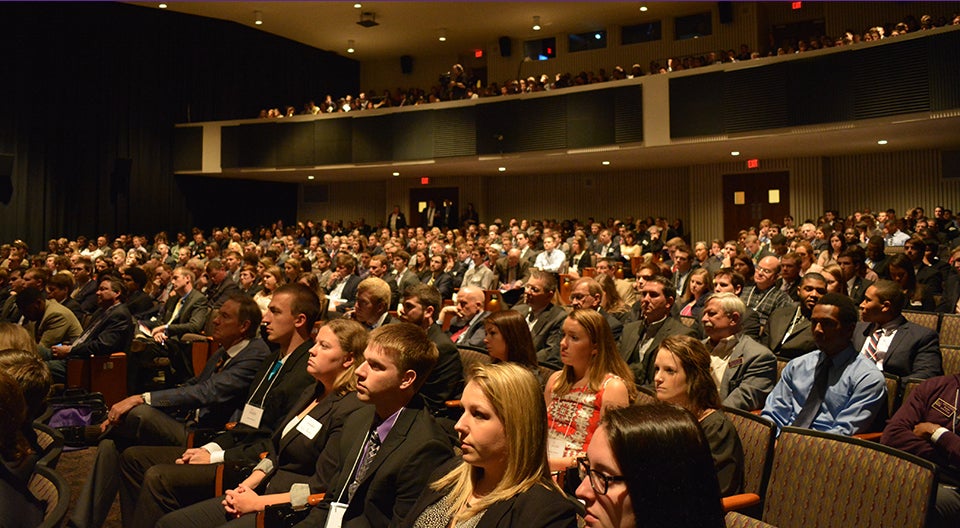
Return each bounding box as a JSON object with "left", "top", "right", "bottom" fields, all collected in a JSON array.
[{"left": 58, "top": 447, "right": 122, "bottom": 528}]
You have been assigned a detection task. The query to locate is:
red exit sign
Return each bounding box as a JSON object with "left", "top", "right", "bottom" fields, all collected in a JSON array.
[
  {"left": 792, "top": 2, "right": 802, "bottom": 9},
  {"left": 421, "top": 177, "right": 430, "bottom": 185},
  {"left": 747, "top": 159, "right": 759, "bottom": 169}
]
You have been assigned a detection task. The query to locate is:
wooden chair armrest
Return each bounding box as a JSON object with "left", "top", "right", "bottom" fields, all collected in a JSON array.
[
  {"left": 260, "top": 452, "right": 269, "bottom": 459},
  {"left": 225, "top": 422, "right": 237, "bottom": 430},
  {"left": 180, "top": 333, "right": 211, "bottom": 343},
  {"left": 853, "top": 432, "right": 882, "bottom": 442},
  {"left": 308, "top": 493, "right": 326, "bottom": 506},
  {"left": 444, "top": 400, "right": 462, "bottom": 409},
  {"left": 722, "top": 493, "right": 761, "bottom": 512},
  {"left": 215, "top": 463, "right": 225, "bottom": 497}
]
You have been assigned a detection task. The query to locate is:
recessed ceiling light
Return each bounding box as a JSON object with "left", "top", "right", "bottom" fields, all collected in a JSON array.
[
  {"left": 731, "top": 151, "right": 740, "bottom": 156},
  {"left": 877, "top": 140, "right": 888, "bottom": 145},
  {"left": 346, "top": 40, "right": 355, "bottom": 53},
  {"left": 438, "top": 28, "right": 447, "bottom": 42},
  {"left": 392, "top": 171, "right": 400, "bottom": 177},
  {"left": 254, "top": 10, "right": 262, "bottom": 25},
  {"left": 601, "top": 161, "right": 610, "bottom": 166},
  {"left": 158, "top": 3, "right": 167, "bottom": 8},
  {"left": 532, "top": 16, "right": 541, "bottom": 31},
  {"left": 354, "top": 3, "right": 362, "bottom": 8},
  {"left": 498, "top": 167, "right": 506, "bottom": 172},
  {"left": 640, "top": 5, "right": 648, "bottom": 12},
  {"left": 307, "top": 175, "right": 315, "bottom": 180}
]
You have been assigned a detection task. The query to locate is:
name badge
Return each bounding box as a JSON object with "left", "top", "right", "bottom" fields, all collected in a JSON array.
[
  {"left": 324, "top": 502, "right": 349, "bottom": 528},
  {"left": 932, "top": 398, "right": 956, "bottom": 418},
  {"left": 728, "top": 357, "right": 744, "bottom": 369},
  {"left": 297, "top": 415, "right": 323, "bottom": 440},
  {"left": 546, "top": 437, "right": 566, "bottom": 459},
  {"left": 240, "top": 404, "right": 264, "bottom": 428}
]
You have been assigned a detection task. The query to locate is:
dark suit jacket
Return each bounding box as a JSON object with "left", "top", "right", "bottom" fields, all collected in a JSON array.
[
  {"left": 267, "top": 388, "right": 366, "bottom": 494},
  {"left": 149, "top": 337, "right": 271, "bottom": 428},
  {"left": 74, "top": 279, "right": 99, "bottom": 314},
  {"left": 853, "top": 317, "right": 942, "bottom": 379},
  {"left": 512, "top": 303, "right": 567, "bottom": 369},
  {"left": 124, "top": 290, "right": 157, "bottom": 319},
  {"left": 423, "top": 272, "right": 454, "bottom": 299},
  {"left": 447, "top": 311, "right": 490, "bottom": 348},
  {"left": 422, "top": 324, "right": 465, "bottom": 414},
  {"left": 391, "top": 269, "right": 421, "bottom": 300},
  {"left": 598, "top": 308, "right": 623, "bottom": 341},
  {"left": 593, "top": 242, "right": 621, "bottom": 260},
  {"left": 401, "top": 460, "right": 577, "bottom": 528},
  {"left": 494, "top": 259, "right": 531, "bottom": 286},
  {"left": 333, "top": 274, "right": 364, "bottom": 312},
  {"left": 868, "top": 255, "right": 891, "bottom": 280},
  {"left": 215, "top": 340, "right": 317, "bottom": 459},
  {"left": 706, "top": 335, "right": 777, "bottom": 411},
  {"left": 619, "top": 317, "right": 698, "bottom": 384},
  {"left": 387, "top": 212, "right": 407, "bottom": 232},
  {"left": 761, "top": 303, "right": 818, "bottom": 360},
  {"left": 69, "top": 303, "right": 134, "bottom": 357},
  {"left": 847, "top": 276, "right": 874, "bottom": 305},
  {"left": 300, "top": 400, "right": 455, "bottom": 528},
  {"left": 157, "top": 289, "right": 210, "bottom": 337},
  {"left": 205, "top": 276, "right": 241, "bottom": 310}
]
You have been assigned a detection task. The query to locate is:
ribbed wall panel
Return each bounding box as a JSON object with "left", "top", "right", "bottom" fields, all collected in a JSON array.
[
  {"left": 433, "top": 108, "right": 476, "bottom": 158},
  {"left": 824, "top": 150, "right": 960, "bottom": 219},
  {"left": 761, "top": 2, "right": 960, "bottom": 41},
  {"left": 298, "top": 180, "right": 386, "bottom": 225}
]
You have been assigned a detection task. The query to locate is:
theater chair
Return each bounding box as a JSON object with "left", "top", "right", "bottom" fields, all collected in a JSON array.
[{"left": 65, "top": 352, "right": 128, "bottom": 407}]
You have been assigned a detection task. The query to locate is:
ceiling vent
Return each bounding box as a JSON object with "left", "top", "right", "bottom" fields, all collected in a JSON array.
[{"left": 357, "top": 12, "right": 378, "bottom": 28}]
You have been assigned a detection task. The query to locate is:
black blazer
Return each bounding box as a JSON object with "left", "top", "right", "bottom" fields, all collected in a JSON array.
[
  {"left": 299, "top": 399, "right": 455, "bottom": 528},
  {"left": 422, "top": 324, "right": 465, "bottom": 414},
  {"left": 761, "top": 303, "right": 818, "bottom": 360},
  {"left": 512, "top": 303, "right": 567, "bottom": 370},
  {"left": 69, "top": 303, "right": 134, "bottom": 357},
  {"left": 619, "top": 317, "right": 698, "bottom": 384},
  {"left": 853, "top": 318, "right": 943, "bottom": 379},
  {"left": 401, "top": 460, "right": 578, "bottom": 528}
]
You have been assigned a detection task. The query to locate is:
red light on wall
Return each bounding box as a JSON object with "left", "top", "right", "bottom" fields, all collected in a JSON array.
[
  {"left": 421, "top": 177, "right": 430, "bottom": 185},
  {"left": 791, "top": 1, "right": 802, "bottom": 9},
  {"left": 474, "top": 49, "right": 483, "bottom": 58},
  {"left": 747, "top": 159, "right": 759, "bottom": 169}
]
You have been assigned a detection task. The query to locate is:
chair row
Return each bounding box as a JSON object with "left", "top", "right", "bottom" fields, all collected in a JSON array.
[{"left": 903, "top": 310, "right": 960, "bottom": 348}]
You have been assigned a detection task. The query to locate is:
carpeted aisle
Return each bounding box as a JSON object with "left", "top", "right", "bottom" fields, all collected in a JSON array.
[{"left": 58, "top": 446, "right": 122, "bottom": 528}]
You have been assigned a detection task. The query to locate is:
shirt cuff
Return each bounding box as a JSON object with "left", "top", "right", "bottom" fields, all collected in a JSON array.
[
  {"left": 931, "top": 427, "right": 950, "bottom": 443},
  {"left": 142, "top": 393, "right": 151, "bottom": 405},
  {"left": 201, "top": 442, "right": 225, "bottom": 463}
]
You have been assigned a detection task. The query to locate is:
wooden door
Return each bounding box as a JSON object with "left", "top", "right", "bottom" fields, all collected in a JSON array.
[{"left": 722, "top": 171, "right": 790, "bottom": 242}]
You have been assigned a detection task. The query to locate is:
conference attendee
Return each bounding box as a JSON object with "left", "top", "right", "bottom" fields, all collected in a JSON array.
[
  {"left": 595, "top": 258, "right": 637, "bottom": 308},
  {"left": 596, "top": 275, "right": 631, "bottom": 325},
  {"left": 0, "top": 370, "right": 44, "bottom": 528},
  {"left": 204, "top": 259, "right": 241, "bottom": 310},
  {"left": 48, "top": 276, "right": 134, "bottom": 382},
  {"left": 399, "top": 284, "right": 466, "bottom": 419},
  {"left": 881, "top": 373, "right": 960, "bottom": 528},
  {"left": 544, "top": 310, "right": 634, "bottom": 475},
  {"left": 889, "top": 254, "right": 937, "bottom": 312},
  {"left": 390, "top": 251, "right": 421, "bottom": 306},
  {"left": 761, "top": 273, "right": 827, "bottom": 359},
  {"left": 69, "top": 294, "right": 273, "bottom": 528},
  {"left": 237, "top": 265, "right": 262, "bottom": 298},
  {"left": 460, "top": 248, "right": 496, "bottom": 291},
  {"left": 71, "top": 256, "right": 100, "bottom": 314},
  {"left": 515, "top": 232, "right": 539, "bottom": 265},
  {"left": 592, "top": 229, "right": 620, "bottom": 260},
  {"left": 673, "top": 267, "right": 712, "bottom": 320},
  {"left": 762, "top": 294, "right": 887, "bottom": 435},
  {"left": 495, "top": 249, "right": 531, "bottom": 305},
  {"left": 133, "top": 319, "right": 368, "bottom": 528},
  {"left": 288, "top": 323, "right": 455, "bottom": 528},
  {"left": 618, "top": 276, "right": 698, "bottom": 384},
  {"left": 45, "top": 270, "right": 84, "bottom": 320},
  {"left": 567, "top": 236, "right": 592, "bottom": 277},
  {"left": 652, "top": 335, "right": 744, "bottom": 495},
  {"left": 440, "top": 286, "right": 489, "bottom": 348},
  {"left": 740, "top": 255, "right": 791, "bottom": 327},
  {"left": 865, "top": 235, "right": 891, "bottom": 279},
  {"left": 121, "top": 267, "right": 158, "bottom": 318},
  {"left": 15, "top": 285, "right": 83, "bottom": 350},
  {"left": 712, "top": 268, "right": 761, "bottom": 339},
  {"left": 403, "top": 363, "right": 577, "bottom": 528},
  {"left": 327, "top": 253, "right": 362, "bottom": 312},
  {"left": 575, "top": 405, "right": 726, "bottom": 528},
  {"left": 253, "top": 265, "right": 283, "bottom": 315},
  {"left": 482, "top": 310, "right": 542, "bottom": 384},
  {"left": 510, "top": 270, "right": 566, "bottom": 369},
  {"left": 422, "top": 254, "right": 454, "bottom": 300},
  {"left": 777, "top": 252, "right": 803, "bottom": 302},
  {"left": 533, "top": 235, "right": 565, "bottom": 273},
  {"left": 700, "top": 293, "right": 776, "bottom": 411},
  {"left": 349, "top": 277, "right": 400, "bottom": 331},
  {"left": 855, "top": 280, "right": 942, "bottom": 379},
  {"left": 837, "top": 247, "right": 874, "bottom": 305},
  {"left": 568, "top": 277, "right": 623, "bottom": 340},
  {"left": 387, "top": 205, "right": 407, "bottom": 233}
]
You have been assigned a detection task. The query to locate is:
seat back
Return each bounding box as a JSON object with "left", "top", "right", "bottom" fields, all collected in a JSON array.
[
  {"left": 882, "top": 372, "right": 901, "bottom": 418},
  {"left": 457, "top": 346, "right": 492, "bottom": 376},
  {"left": 939, "top": 314, "right": 960, "bottom": 347},
  {"left": 723, "top": 407, "right": 776, "bottom": 500},
  {"left": 763, "top": 427, "right": 937, "bottom": 528},
  {"left": 725, "top": 511, "right": 778, "bottom": 528},
  {"left": 902, "top": 310, "right": 940, "bottom": 333},
  {"left": 30, "top": 464, "right": 71, "bottom": 528},
  {"left": 33, "top": 422, "right": 64, "bottom": 469},
  {"left": 775, "top": 356, "right": 789, "bottom": 384},
  {"left": 65, "top": 352, "right": 128, "bottom": 407},
  {"left": 942, "top": 346, "right": 960, "bottom": 376}
]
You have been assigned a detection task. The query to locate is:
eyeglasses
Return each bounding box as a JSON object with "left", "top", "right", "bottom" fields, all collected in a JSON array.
[
  {"left": 756, "top": 266, "right": 777, "bottom": 276},
  {"left": 577, "top": 457, "right": 625, "bottom": 495}
]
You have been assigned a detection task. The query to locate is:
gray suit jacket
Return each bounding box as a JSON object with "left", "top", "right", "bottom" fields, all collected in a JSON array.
[
  {"left": 705, "top": 335, "right": 777, "bottom": 411},
  {"left": 448, "top": 311, "right": 490, "bottom": 349},
  {"left": 619, "top": 317, "right": 698, "bottom": 384}
]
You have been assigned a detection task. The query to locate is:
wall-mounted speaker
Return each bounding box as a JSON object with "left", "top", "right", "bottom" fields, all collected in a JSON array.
[
  {"left": 400, "top": 55, "right": 413, "bottom": 74},
  {"left": 498, "top": 36, "right": 511, "bottom": 57}
]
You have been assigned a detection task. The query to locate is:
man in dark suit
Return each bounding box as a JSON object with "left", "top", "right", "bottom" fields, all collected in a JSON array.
[
  {"left": 511, "top": 270, "right": 567, "bottom": 369},
  {"left": 387, "top": 205, "right": 407, "bottom": 234},
  {"left": 400, "top": 284, "right": 464, "bottom": 420},
  {"left": 203, "top": 259, "right": 241, "bottom": 310},
  {"left": 865, "top": 235, "right": 891, "bottom": 280},
  {"left": 48, "top": 275, "right": 134, "bottom": 382},
  {"left": 776, "top": 252, "right": 802, "bottom": 302},
  {"left": 71, "top": 255, "right": 100, "bottom": 314},
  {"left": 292, "top": 323, "right": 455, "bottom": 528},
  {"left": 441, "top": 286, "right": 489, "bottom": 348},
  {"left": 114, "top": 286, "right": 319, "bottom": 528},
  {"left": 70, "top": 294, "right": 273, "bottom": 528},
  {"left": 701, "top": 293, "right": 777, "bottom": 411},
  {"left": 350, "top": 277, "right": 402, "bottom": 330},
  {"left": 132, "top": 266, "right": 210, "bottom": 391},
  {"left": 328, "top": 253, "right": 363, "bottom": 313},
  {"left": 441, "top": 199, "right": 457, "bottom": 229},
  {"left": 593, "top": 229, "right": 621, "bottom": 260},
  {"left": 619, "top": 276, "right": 697, "bottom": 385},
  {"left": 422, "top": 199, "right": 441, "bottom": 229},
  {"left": 495, "top": 249, "right": 531, "bottom": 306},
  {"left": 762, "top": 273, "right": 827, "bottom": 359},
  {"left": 855, "top": 280, "right": 942, "bottom": 379},
  {"left": 422, "top": 254, "right": 454, "bottom": 299},
  {"left": 121, "top": 266, "right": 158, "bottom": 318},
  {"left": 838, "top": 247, "right": 874, "bottom": 305},
  {"left": 569, "top": 277, "right": 623, "bottom": 341}
]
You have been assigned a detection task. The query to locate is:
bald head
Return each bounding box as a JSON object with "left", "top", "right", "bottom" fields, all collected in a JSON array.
[
  {"left": 456, "top": 286, "right": 486, "bottom": 320},
  {"left": 755, "top": 256, "right": 780, "bottom": 289}
]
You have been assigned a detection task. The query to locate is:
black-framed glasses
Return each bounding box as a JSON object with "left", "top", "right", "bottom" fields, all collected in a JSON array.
[{"left": 576, "top": 457, "right": 625, "bottom": 495}]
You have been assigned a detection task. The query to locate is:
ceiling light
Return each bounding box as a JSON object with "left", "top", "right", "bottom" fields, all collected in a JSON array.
[
  {"left": 731, "top": 151, "right": 740, "bottom": 156},
  {"left": 354, "top": 3, "right": 362, "bottom": 8},
  {"left": 438, "top": 28, "right": 447, "bottom": 42},
  {"left": 877, "top": 139, "right": 888, "bottom": 145},
  {"left": 392, "top": 172, "right": 400, "bottom": 177},
  {"left": 307, "top": 175, "right": 315, "bottom": 180},
  {"left": 357, "top": 11, "right": 378, "bottom": 28},
  {"left": 346, "top": 40, "right": 355, "bottom": 53},
  {"left": 640, "top": 5, "right": 648, "bottom": 12},
  {"left": 254, "top": 10, "right": 262, "bottom": 25},
  {"left": 601, "top": 161, "right": 610, "bottom": 166},
  {"left": 158, "top": 3, "right": 167, "bottom": 8},
  {"left": 532, "top": 16, "right": 541, "bottom": 31},
  {"left": 498, "top": 167, "right": 506, "bottom": 172}
]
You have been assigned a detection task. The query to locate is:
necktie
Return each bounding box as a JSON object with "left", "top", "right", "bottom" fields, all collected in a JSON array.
[
  {"left": 249, "top": 360, "right": 283, "bottom": 405},
  {"left": 863, "top": 328, "right": 884, "bottom": 364},
  {"left": 212, "top": 350, "right": 228, "bottom": 374},
  {"left": 792, "top": 356, "right": 833, "bottom": 428},
  {"left": 348, "top": 427, "right": 382, "bottom": 500},
  {"left": 166, "top": 296, "right": 185, "bottom": 325},
  {"left": 451, "top": 324, "right": 468, "bottom": 343}
]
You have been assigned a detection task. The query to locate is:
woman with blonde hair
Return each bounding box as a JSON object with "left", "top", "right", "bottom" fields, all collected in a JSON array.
[
  {"left": 404, "top": 363, "right": 577, "bottom": 528},
  {"left": 675, "top": 268, "right": 713, "bottom": 319},
  {"left": 253, "top": 265, "right": 285, "bottom": 315},
  {"left": 595, "top": 275, "right": 629, "bottom": 323},
  {"left": 544, "top": 310, "right": 636, "bottom": 474},
  {"left": 0, "top": 323, "right": 39, "bottom": 357}
]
